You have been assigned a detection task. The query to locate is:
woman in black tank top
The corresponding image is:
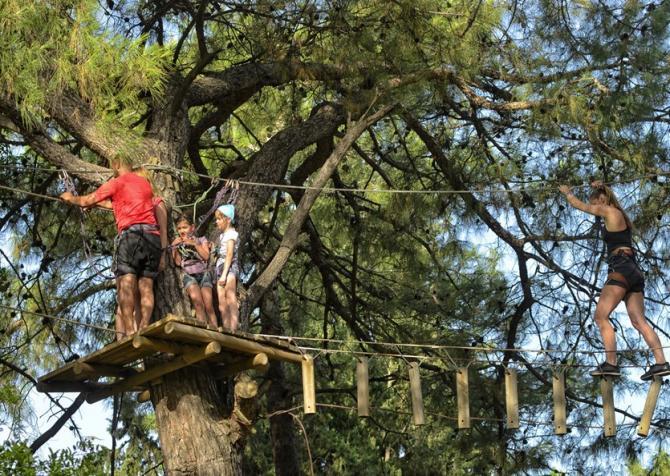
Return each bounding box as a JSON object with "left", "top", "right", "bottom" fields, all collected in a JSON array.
[{"left": 560, "top": 181, "right": 669, "bottom": 380}]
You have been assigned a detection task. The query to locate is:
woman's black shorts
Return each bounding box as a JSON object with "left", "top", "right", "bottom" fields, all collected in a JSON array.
[
  {"left": 112, "top": 224, "right": 162, "bottom": 278},
  {"left": 606, "top": 253, "right": 644, "bottom": 294}
]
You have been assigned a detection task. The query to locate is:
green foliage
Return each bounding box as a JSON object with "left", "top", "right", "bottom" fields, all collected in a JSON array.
[
  {"left": 0, "top": 0, "right": 167, "bottom": 128},
  {"left": 0, "top": 440, "right": 109, "bottom": 475},
  {"left": 2, "top": 0, "right": 670, "bottom": 474}
]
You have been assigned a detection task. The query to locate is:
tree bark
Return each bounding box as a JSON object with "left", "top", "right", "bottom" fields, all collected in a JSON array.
[
  {"left": 151, "top": 366, "right": 244, "bottom": 476},
  {"left": 260, "top": 291, "right": 302, "bottom": 475}
]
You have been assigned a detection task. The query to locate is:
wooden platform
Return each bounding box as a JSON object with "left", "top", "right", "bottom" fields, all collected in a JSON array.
[{"left": 37, "top": 315, "right": 307, "bottom": 404}]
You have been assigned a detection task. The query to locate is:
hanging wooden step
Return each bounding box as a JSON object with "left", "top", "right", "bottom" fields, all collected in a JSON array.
[
  {"left": 637, "top": 377, "right": 663, "bottom": 437},
  {"left": 37, "top": 315, "right": 308, "bottom": 402}
]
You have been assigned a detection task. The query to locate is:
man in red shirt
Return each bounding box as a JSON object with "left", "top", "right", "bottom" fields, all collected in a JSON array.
[{"left": 60, "top": 156, "right": 163, "bottom": 339}]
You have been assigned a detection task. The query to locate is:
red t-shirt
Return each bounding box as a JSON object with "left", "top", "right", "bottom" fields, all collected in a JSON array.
[{"left": 95, "top": 173, "right": 157, "bottom": 233}]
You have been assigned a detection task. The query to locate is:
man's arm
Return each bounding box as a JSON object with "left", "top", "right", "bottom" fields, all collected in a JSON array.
[{"left": 60, "top": 191, "right": 101, "bottom": 208}]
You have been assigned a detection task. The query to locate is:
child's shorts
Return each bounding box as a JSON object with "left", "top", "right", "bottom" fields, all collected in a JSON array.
[
  {"left": 215, "top": 263, "right": 239, "bottom": 283},
  {"left": 182, "top": 270, "right": 214, "bottom": 289},
  {"left": 112, "top": 224, "right": 162, "bottom": 278}
]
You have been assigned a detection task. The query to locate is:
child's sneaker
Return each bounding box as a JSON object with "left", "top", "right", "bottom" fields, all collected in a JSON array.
[
  {"left": 640, "top": 362, "right": 670, "bottom": 381},
  {"left": 589, "top": 362, "right": 621, "bottom": 377}
]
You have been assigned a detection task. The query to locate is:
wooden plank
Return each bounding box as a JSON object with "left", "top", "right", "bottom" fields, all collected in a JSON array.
[
  {"left": 86, "top": 342, "right": 222, "bottom": 403},
  {"left": 213, "top": 353, "right": 269, "bottom": 379},
  {"left": 637, "top": 377, "right": 662, "bottom": 437},
  {"left": 163, "top": 321, "right": 303, "bottom": 363},
  {"left": 38, "top": 316, "right": 305, "bottom": 389},
  {"left": 553, "top": 371, "right": 567, "bottom": 435},
  {"left": 457, "top": 367, "right": 470, "bottom": 429},
  {"left": 600, "top": 376, "right": 616, "bottom": 437},
  {"left": 505, "top": 368, "right": 519, "bottom": 429},
  {"left": 356, "top": 357, "right": 370, "bottom": 418},
  {"left": 302, "top": 356, "right": 316, "bottom": 415},
  {"left": 408, "top": 362, "right": 425, "bottom": 426}
]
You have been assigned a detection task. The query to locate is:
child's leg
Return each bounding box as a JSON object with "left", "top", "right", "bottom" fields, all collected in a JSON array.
[
  {"left": 137, "top": 276, "right": 155, "bottom": 331},
  {"left": 224, "top": 275, "right": 238, "bottom": 331},
  {"left": 200, "top": 286, "right": 218, "bottom": 328},
  {"left": 217, "top": 281, "right": 229, "bottom": 326},
  {"left": 117, "top": 274, "right": 138, "bottom": 336},
  {"left": 186, "top": 284, "right": 207, "bottom": 323}
]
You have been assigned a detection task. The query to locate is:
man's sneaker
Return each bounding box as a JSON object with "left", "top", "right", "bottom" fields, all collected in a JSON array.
[
  {"left": 590, "top": 362, "right": 621, "bottom": 377},
  {"left": 640, "top": 362, "right": 670, "bottom": 381}
]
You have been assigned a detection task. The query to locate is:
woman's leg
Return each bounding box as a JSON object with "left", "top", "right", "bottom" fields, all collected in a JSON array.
[
  {"left": 594, "top": 284, "right": 627, "bottom": 365},
  {"left": 186, "top": 284, "right": 206, "bottom": 323},
  {"left": 625, "top": 292, "right": 667, "bottom": 364}
]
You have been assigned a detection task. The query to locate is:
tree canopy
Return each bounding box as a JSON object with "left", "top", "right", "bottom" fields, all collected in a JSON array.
[{"left": 1, "top": 0, "right": 670, "bottom": 473}]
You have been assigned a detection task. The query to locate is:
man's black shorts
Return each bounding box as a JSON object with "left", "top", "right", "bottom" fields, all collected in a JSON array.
[
  {"left": 606, "top": 253, "right": 644, "bottom": 294},
  {"left": 112, "top": 224, "right": 162, "bottom": 278}
]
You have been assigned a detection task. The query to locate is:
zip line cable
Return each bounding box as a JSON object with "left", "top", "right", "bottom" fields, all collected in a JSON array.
[
  {"left": 0, "top": 304, "right": 116, "bottom": 334},
  {"left": 2, "top": 163, "right": 670, "bottom": 196},
  {"left": 265, "top": 402, "right": 627, "bottom": 431},
  {"left": 0, "top": 304, "right": 666, "bottom": 364}
]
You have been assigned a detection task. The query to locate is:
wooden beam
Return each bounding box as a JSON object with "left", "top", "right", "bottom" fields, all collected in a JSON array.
[
  {"left": 37, "top": 381, "right": 103, "bottom": 393},
  {"left": 73, "top": 362, "right": 137, "bottom": 378},
  {"left": 132, "top": 335, "right": 195, "bottom": 355},
  {"left": 356, "top": 357, "right": 370, "bottom": 418},
  {"left": 505, "top": 368, "right": 519, "bottom": 430},
  {"left": 302, "top": 356, "right": 316, "bottom": 414},
  {"left": 86, "top": 341, "right": 222, "bottom": 404},
  {"left": 637, "top": 377, "right": 662, "bottom": 437},
  {"left": 408, "top": 362, "right": 425, "bottom": 426},
  {"left": 600, "top": 376, "right": 616, "bottom": 437},
  {"left": 163, "top": 321, "right": 303, "bottom": 363},
  {"left": 213, "top": 353, "right": 269, "bottom": 379},
  {"left": 553, "top": 371, "right": 567, "bottom": 435},
  {"left": 137, "top": 389, "right": 151, "bottom": 403},
  {"left": 457, "top": 367, "right": 470, "bottom": 429}
]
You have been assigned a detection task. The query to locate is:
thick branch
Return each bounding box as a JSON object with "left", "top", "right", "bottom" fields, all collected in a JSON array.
[
  {"left": 0, "top": 98, "right": 110, "bottom": 184},
  {"left": 244, "top": 104, "right": 395, "bottom": 310},
  {"left": 29, "top": 393, "right": 87, "bottom": 453}
]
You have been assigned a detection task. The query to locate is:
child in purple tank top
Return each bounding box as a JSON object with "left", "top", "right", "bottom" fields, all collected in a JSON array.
[{"left": 172, "top": 215, "right": 217, "bottom": 327}]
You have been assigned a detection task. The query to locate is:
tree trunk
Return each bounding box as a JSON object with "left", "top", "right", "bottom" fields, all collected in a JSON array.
[
  {"left": 261, "top": 291, "right": 302, "bottom": 475},
  {"left": 151, "top": 366, "right": 244, "bottom": 475},
  {"left": 147, "top": 92, "right": 247, "bottom": 475}
]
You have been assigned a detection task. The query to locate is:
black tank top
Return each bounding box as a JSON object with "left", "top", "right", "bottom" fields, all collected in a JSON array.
[{"left": 603, "top": 226, "right": 632, "bottom": 255}]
